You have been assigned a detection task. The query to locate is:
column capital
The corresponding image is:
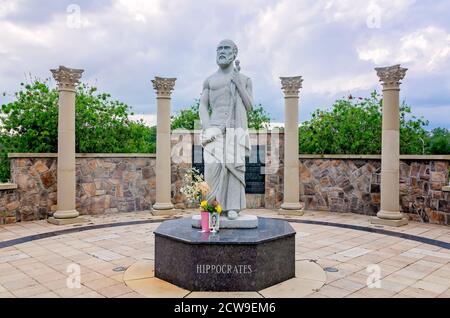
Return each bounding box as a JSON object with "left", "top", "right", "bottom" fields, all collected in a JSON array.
[
  {"left": 152, "top": 76, "right": 176, "bottom": 98},
  {"left": 51, "top": 66, "right": 83, "bottom": 92},
  {"left": 375, "top": 64, "right": 407, "bottom": 89},
  {"left": 280, "top": 76, "right": 303, "bottom": 97}
]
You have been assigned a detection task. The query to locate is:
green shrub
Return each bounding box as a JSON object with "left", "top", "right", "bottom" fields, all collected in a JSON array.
[
  {"left": 171, "top": 100, "right": 271, "bottom": 130},
  {"left": 0, "top": 80, "right": 155, "bottom": 182},
  {"left": 426, "top": 128, "right": 450, "bottom": 154},
  {"left": 299, "top": 91, "right": 430, "bottom": 155}
]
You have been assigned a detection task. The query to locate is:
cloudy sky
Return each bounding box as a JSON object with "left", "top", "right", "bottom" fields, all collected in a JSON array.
[{"left": 0, "top": 0, "right": 449, "bottom": 128}]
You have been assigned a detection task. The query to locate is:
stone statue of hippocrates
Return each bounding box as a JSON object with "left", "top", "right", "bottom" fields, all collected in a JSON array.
[{"left": 199, "top": 39, "right": 253, "bottom": 220}]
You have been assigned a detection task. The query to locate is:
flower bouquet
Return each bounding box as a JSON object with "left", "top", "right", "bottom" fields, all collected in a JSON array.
[
  {"left": 179, "top": 168, "right": 206, "bottom": 206},
  {"left": 180, "top": 168, "right": 222, "bottom": 232}
]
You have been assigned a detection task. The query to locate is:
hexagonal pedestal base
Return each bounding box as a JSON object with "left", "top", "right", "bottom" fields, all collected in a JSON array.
[{"left": 154, "top": 217, "right": 296, "bottom": 291}]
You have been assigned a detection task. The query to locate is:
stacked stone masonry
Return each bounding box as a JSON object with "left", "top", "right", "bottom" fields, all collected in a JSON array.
[
  {"left": 1, "top": 150, "right": 449, "bottom": 225},
  {"left": 1, "top": 155, "right": 156, "bottom": 223},
  {"left": 299, "top": 158, "right": 449, "bottom": 225}
]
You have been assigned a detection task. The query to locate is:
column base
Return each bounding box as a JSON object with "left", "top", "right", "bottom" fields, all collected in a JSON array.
[
  {"left": 48, "top": 209, "right": 86, "bottom": 225},
  {"left": 152, "top": 202, "right": 175, "bottom": 211},
  {"left": 376, "top": 210, "right": 408, "bottom": 220},
  {"left": 278, "top": 209, "right": 304, "bottom": 216},
  {"left": 151, "top": 210, "right": 180, "bottom": 216},
  {"left": 151, "top": 202, "right": 179, "bottom": 216},
  {"left": 281, "top": 202, "right": 303, "bottom": 210},
  {"left": 47, "top": 216, "right": 87, "bottom": 226},
  {"left": 370, "top": 216, "right": 408, "bottom": 227},
  {"left": 53, "top": 210, "right": 80, "bottom": 219},
  {"left": 279, "top": 202, "right": 304, "bottom": 216}
]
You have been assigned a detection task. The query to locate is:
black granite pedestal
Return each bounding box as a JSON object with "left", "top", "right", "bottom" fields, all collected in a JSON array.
[{"left": 154, "top": 217, "right": 296, "bottom": 291}]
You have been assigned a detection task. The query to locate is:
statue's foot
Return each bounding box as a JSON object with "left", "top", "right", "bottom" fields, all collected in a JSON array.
[{"left": 227, "top": 210, "right": 239, "bottom": 220}]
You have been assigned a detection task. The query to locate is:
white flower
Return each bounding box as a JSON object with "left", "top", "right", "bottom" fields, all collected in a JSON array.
[{"left": 179, "top": 168, "right": 206, "bottom": 204}]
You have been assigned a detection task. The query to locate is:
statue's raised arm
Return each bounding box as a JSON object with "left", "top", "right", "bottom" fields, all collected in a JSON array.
[{"left": 231, "top": 65, "right": 253, "bottom": 112}]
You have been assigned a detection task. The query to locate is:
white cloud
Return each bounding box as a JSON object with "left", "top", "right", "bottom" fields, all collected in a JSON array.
[
  {"left": 0, "top": 0, "right": 21, "bottom": 17},
  {"left": 0, "top": 20, "right": 54, "bottom": 50},
  {"left": 308, "top": 72, "right": 377, "bottom": 95},
  {"left": 0, "top": 0, "right": 449, "bottom": 129},
  {"left": 130, "top": 114, "right": 157, "bottom": 127},
  {"left": 358, "top": 26, "right": 450, "bottom": 72},
  {"left": 358, "top": 48, "right": 390, "bottom": 64},
  {"left": 113, "top": 0, "right": 163, "bottom": 23},
  {"left": 322, "top": 0, "right": 415, "bottom": 26}
]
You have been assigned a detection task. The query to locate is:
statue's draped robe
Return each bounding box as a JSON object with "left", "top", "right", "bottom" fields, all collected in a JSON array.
[{"left": 203, "top": 74, "right": 251, "bottom": 212}]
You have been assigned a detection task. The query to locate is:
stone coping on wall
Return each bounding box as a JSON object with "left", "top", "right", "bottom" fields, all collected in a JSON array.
[
  {"left": 8, "top": 153, "right": 449, "bottom": 160},
  {"left": 443, "top": 186, "right": 450, "bottom": 192},
  {"left": 298, "top": 154, "right": 450, "bottom": 160},
  {"left": 8, "top": 153, "right": 156, "bottom": 158},
  {"left": 0, "top": 183, "right": 17, "bottom": 191}
]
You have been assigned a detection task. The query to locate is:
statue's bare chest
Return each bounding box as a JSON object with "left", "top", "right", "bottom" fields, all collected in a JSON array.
[{"left": 209, "top": 74, "right": 232, "bottom": 91}]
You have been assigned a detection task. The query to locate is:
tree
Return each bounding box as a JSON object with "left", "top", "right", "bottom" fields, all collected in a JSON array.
[
  {"left": 0, "top": 80, "right": 154, "bottom": 182},
  {"left": 247, "top": 104, "right": 271, "bottom": 130},
  {"left": 299, "top": 91, "right": 429, "bottom": 155},
  {"left": 426, "top": 128, "right": 450, "bottom": 154},
  {"left": 171, "top": 100, "right": 201, "bottom": 130},
  {"left": 171, "top": 100, "right": 271, "bottom": 130}
]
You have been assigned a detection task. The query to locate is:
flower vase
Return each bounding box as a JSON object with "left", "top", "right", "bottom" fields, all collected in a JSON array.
[{"left": 201, "top": 211, "right": 210, "bottom": 233}]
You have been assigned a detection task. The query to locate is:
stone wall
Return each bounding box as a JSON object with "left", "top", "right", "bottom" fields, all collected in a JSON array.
[
  {"left": 1, "top": 154, "right": 157, "bottom": 223},
  {"left": 0, "top": 184, "right": 19, "bottom": 224},
  {"left": 1, "top": 149, "right": 449, "bottom": 225},
  {"left": 300, "top": 157, "right": 381, "bottom": 214},
  {"left": 299, "top": 155, "right": 450, "bottom": 225}
]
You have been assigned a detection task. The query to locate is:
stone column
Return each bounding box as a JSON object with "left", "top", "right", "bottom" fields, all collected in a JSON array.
[
  {"left": 371, "top": 64, "right": 408, "bottom": 227},
  {"left": 280, "top": 76, "right": 304, "bottom": 215},
  {"left": 152, "top": 77, "right": 176, "bottom": 213},
  {"left": 48, "top": 66, "right": 86, "bottom": 225}
]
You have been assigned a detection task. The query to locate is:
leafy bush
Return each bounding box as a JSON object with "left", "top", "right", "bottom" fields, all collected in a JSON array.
[
  {"left": 171, "top": 100, "right": 201, "bottom": 131},
  {"left": 171, "top": 100, "right": 271, "bottom": 130},
  {"left": 299, "top": 91, "right": 430, "bottom": 155},
  {"left": 426, "top": 128, "right": 450, "bottom": 154},
  {"left": 247, "top": 104, "right": 271, "bottom": 130},
  {"left": 0, "top": 80, "right": 155, "bottom": 182}
]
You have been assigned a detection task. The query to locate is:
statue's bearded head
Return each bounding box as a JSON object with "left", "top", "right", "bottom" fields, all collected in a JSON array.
[{"left": 216, "top": 39, "right": 238, "bottom": 68}]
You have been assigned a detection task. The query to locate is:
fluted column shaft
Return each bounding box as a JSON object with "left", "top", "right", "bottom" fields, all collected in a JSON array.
[
  {"left": 280, "top": 76, "right": 303, "bottom": 211},
  {"left": 152, "top": 77, "right": 176, "bottom": 210},
  {"left": 51, "top": 66, "right": 83, "bottom": 220},
  {"left": 371, "top": 64, "right": 408, "bottom": 227}
]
